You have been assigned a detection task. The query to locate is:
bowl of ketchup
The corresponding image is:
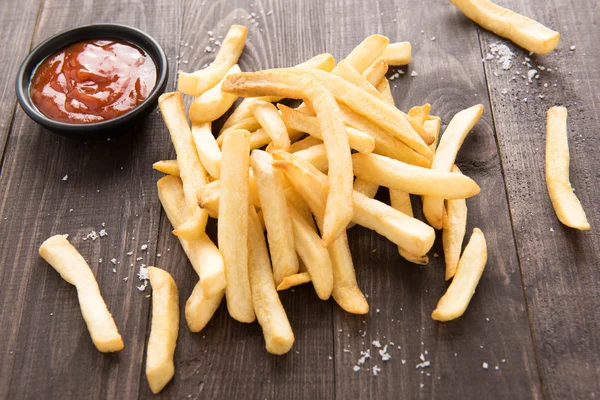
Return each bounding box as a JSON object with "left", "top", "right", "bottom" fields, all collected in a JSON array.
[{"left": 16, "top": 24, "right": 168, "bottom": 137}]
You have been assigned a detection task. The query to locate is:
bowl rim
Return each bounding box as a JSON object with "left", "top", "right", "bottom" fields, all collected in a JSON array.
[{"left": 15, "top": 23, "right": 168, "bottom": 133}]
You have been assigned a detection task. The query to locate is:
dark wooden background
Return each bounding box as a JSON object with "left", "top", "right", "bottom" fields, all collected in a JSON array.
[{"left": 0, "top": 0, "right": 598, "bottom": 399}]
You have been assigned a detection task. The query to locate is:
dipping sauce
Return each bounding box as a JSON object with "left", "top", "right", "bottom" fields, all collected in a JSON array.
[{"left": 30, "top": 39, "right": 156, "bottom": 124}]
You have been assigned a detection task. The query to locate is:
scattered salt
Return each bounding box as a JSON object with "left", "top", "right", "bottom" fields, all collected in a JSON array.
[
  {"left": 62, "top": 175, "right": 68, "bottom": 181},
  {"left": 141, "top": 244, "right": 148, "bottom": 251},
  {"left": 482, "top": 362, "right": 489, "bottom": 370},
  {"left": 410, "top": 71, "right": 418, "bottom": 77},
  {"left": 372, "top": 365, "right": 381, "bottom": 376}
]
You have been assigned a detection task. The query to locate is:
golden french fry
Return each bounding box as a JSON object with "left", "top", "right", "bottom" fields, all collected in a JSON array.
[
  {"left": 422, "top": 104, "right": 484, "bottom": 229},
  {"left": 443, "top": 172, "right": 468, "bottom": 280},
  {"left": 424, "top": 117, "right": 441, "bottom": 152},
  {"left": 432, "top": 228, "right": 487, "bottom": 321},
  {"left": 157, "top": 176, "right": 226, "bottom": 299},
  {"left": 289, "top": 136, "right": 323, "bottom": 153},
  {"left": 178, "top": 25, "right": 247, "bottom": 95},
  {"left": 334, "top": 61, "right": 383, "bottom": 98},
  {"left": 284, "top": 187, "right": 316, "bottom": 229},
  {"left": 251, "top": 150, "right": 299, "bottom": 285},
  {"left": 277, "top": 272, "right": 312, "bottom": 291},
  {"left": 250, "top": 100, "right": 291, "bottom": 150},
  {"left": 352, "top": 153, "right": 480, "bottom": 198},
  {"left": 407, "top": 104, "right": 431, "bottom": 127},
  {"left": 158, "top": 92, "right": 208, "bottom": 239},
  {"left": 146, "top": 267, "right": 179, "bottom": 394},
  {"left": 38, "top": 235, "right": 123, "bottom": 353},
  {"left": 218, "top": 117, "right": 262, "bottom": 146},
  {"left": 153, "top": 160, "right": 180, "bottom": 176},
  {"left": 381, "top": 42, "right": 412, "bottom": 65},
  {"left": 363, "top": 59, "right": 389, "bottom": 86},
  {"left": 389, "top": 189, "right": 428, "bottom": 265},
  {"left": 376, "top": 78, "right": 395, "bottom": 106},
  {"left": 250, "top": 127, "right": 304, "bottom": 151},
  {"left": 294, "top": 144, "right": 329, "bottom": 173},
  {"left": 449, "top": 0, "right": 559, "bottom": 54},
  {"left": 191, "top": 122, "right": 222, "bottom": 179},
  {"left": 222, "top": 70, "right": 354, "bottom": 246},
  {"left": 219, "top": 129, "right": 255, "bottom": 323},
  {"left": 189, "top": 64, "right": 241, "bottom": 123},
  {"left": 278, "top": 104, "right": 375, "bottom": 153},
  {"left": 354, "top": 178, "right": 379, "bottom": 199},
  {"left": 288, "top": 206, "right": 333, "bottom": 300},
  {"left": 545, "top": 107, "right": 590, "bottom": 230},
  {"left": 248, "top": 208, "right": 295, "bottom": 355},
  {"left": 288, "top": 67, "right": 434, "bottom": 152},
  {"left": 342, "top": 34, "right": 390, "bottom": 74},
  {"left": 185, "top": 283, "right": 224, "bottom": 333},
  {"left": 196, "top": 171, "right": 260, "bottom": 217}
]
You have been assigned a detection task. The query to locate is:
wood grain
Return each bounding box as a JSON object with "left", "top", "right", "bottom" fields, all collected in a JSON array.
[
  {"left": 0, "top": 0, "right": 181, "bottom": 398},
  {"left": 475, "top": 0, "right": 600, "bottom": 398}
]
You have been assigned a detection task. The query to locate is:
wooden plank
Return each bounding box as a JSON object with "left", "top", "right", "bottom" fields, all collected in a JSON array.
[
  {"left": 331, "top": 1, "right": 542, "bottom": 398},
  {"left": 0, "top": 0, "right": 180, "bottom": 398},
  {"left": 138, "top": 1, "right": 336, "bottom": 398},
  {"left": 0, "top": 0, "right": 43, "bottom": 156},
  {"left": 474, "top": 0, "right": 600, "bottom": 398}
]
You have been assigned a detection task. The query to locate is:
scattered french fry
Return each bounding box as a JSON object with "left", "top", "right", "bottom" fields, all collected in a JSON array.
[
  {"left": 251, "top": 100, "right": 291, "bottom": 151},
  {"left": 442, "top": 166, "right": 468, "bottom": 279},
  {"left": 424, "top": 117, "right": 441, "bottom": 152},
  {"left": 342, "top": 34, "right": 390, "bottom": 74},
  {"left": 185, "top": 283, "right": 224, "bottom": 333},
  {"left": 277, "top": 272, "right": 312, "bottom": 291},
  {"left": 545, "top": 106, "right": 590, "bottom": 230},
  {"left": 407, "top": 104, "right": 431, "bottom": 127},
  {"left": 153, "top": 160, "right": 180, "bottom": 176},
  {"left": 39, "top": 235, "right": 123, "bottom": 353},
  {"left": 381, "top": 42, "right": 412, "bottom": 65},
  {"left": 363, "top": 59, "right": 389, "bottom": 86},
  {"left": 389, "top": 189, "right": 429, "bottom": 265},
  {"left": 191, "top": 122, "right": 222, "bottom": 179},
  {"left": 376, "top": 78, "right": 395, "bottom": 106},
  {"left": 146, "top": 267, "right": 179, "bottom": 394},
  {"left": 189, "top": 64, "right": 241, "bottom": 123}
]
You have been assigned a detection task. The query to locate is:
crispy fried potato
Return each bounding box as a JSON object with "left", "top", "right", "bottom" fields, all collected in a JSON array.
[
  {"left": 251, "top": 100, "right": 291, "bottom": 150},
  {"left": 39, "top": 235, "right": 123, "bottom": 353},
  {"left": 185, "top": 283, "right": 224, "bottom": 333},
  {"left": 294, "top": 144, "right": 328, "bottom": 173},
  {"left": 381, "top": 42, "right": 412, "bottom": 65},
  {"left": 218, "top": 117, "right": 262, "bottom": 146},
  {"left": 389, "top": 189, "right": 428, "bottom": 265},
  {"left": 191, "top": 122, "right": 222, "bottom": 179},
  {"left": 422, "top": 104, "right": 483, "bottom": 229},
  {"left": 222, "top": 70, "right": 354, "bottom": 246},
  {"left": 376, "top": 78, "right": 395, "bottom": 106},
  {"left": 352, "top": 153, "right": 480, "bottom": 198},
  {"left": 424, "top": 117, "right": 441, "bottom": 152},
  {"left": 354, "top": 178, "right": 379, "bottom": 199},
  {"left": 363, "top": 59, "right": 389, "bottom": 86},
  {"left": 251, "top": 150, "right": 299, "bottom": 285},
  {"left": 343, "top": 34, "right": 390, "bottom": 73},
  {"left": 248, "top": 208, "right": 295, "bottom": 355},
  {"left": 334, "top": 61, "right": 384, "bottom": 98},
  {"left": 219, "top": 129, "right": 255, "bottom": 323},
  {"left": 442, "top": 166, "right": 468, "bottom": 279},
  {"left": 449, "top": 0, "right": 559, "bottom": 54},
  {"left": 158, "top": 92, "right": 208, "bottom": 239},
  {"left": 284, "top": 187, "right": 316, "bottom": 229},
  {"left": 432, "top": 228, "right": 487, "bottom": 321},
  {"left": 153, "top": 160, "right": 180, "bottom": 176},
  {"left": 289, "top": 136, "right": 323, "bottom": 153},
  {"left": 545, "top": 106, "right": 589, "bottom": 230},
  {"left": 407, "top": 104, "right": 431, "bottom": 127},
  {"left": 178, "top": 25, "right": 247, "bottom": 95},
  {"left": 146, "top": 267, "right": 179, "bottom": 394},
  {"left": 196, "top": 171, "right": 260, "bottom": 216},
  {"left": 189, "top": 64, "right": 241, "bottom": 123},
  {"left": 277, "top": 272, "right": 312, "bottom": 291}
]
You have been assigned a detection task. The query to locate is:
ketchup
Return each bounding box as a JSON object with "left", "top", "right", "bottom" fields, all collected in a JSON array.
[{"left": 30, "top": 39, "right": 156, "bottom": 124}]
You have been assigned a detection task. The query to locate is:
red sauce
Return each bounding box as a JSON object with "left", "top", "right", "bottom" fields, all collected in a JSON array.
[{"left": 30, "top": 39, "right": 156, "bottom": 124}]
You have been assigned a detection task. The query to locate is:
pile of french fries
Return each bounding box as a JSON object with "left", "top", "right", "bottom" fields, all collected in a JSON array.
[{"left": 154, "top": 24, "right": 490, "bottom": 359}]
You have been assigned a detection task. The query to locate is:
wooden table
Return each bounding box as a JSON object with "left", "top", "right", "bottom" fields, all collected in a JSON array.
[{"left": 0, "top": 0, "right": 598, "bottom": 398}]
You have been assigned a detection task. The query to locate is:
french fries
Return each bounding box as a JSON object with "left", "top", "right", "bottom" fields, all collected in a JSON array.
[
  {"left": 250, "top": 100, "right": 291, "bottom": 151},
  {"left": 352, "top": 153, "right": 480, "bottom": 198},
  {"left": 376, "top": 78, "right": 395, "bottom": 106},
  {"left": 146, "top": 267, "right": 179, "bottom": 394},
  {"left": 178, "top": 25, "right": 247, "bottom": 95},
  {"left": 354, "top": 178, "right": 379, "bottom": 199},
  {"left": 545, "top": 107, "right": 590, "bottom": 230},
  {"left": 343, "top": 34, "right": 390, "bottom": 74},
  {"left": 407, "top": 104, "right": 431, "bottom": 127},
  {"left": 334, "top": 61, "right": 384, "bottom": 98},
  {"left": 158, "top": 92, "right": 208, "bottom": 239},
  {"left": 449, "top": 0, "right": 560, "bottom": 54},
  {"left": 432, "top": 228, "right": 487, "bottom": 321},
  {"left": 191, "top": 122, "right": 222, "bottom": 179},
  {"left": 381, "top": 42, "right": 412, "bottom": 65},
  {"left": 222, "top": 70, "right": 354, "bottom": 246},
  {"left": 186, "top": 283, "right": 224, "bottom": 333},
  {"left": 289, "top": 136, "right": 323, "bottom": 153},
  {"left": 189, "top": 64, "right": 241, "bottom": 123},
  {"left": 424, "top": 117, "right": 441, "bottom": 152},
  {"left": 219, "top": 130, "right": 255, "bottom": 323},
  {"left": 294, "top": 144, "right": 329, "bottom": 173},
  {"left": 389, "top": 189, "right": 428, "bottom": 265},
  {"left": 153, "top": 160, "right": 180, "bottom": 176},
  {"left": 248, "top": 208, "right": 295, "bottom": 354},
  {"left": 251, "top": 150, "right": 299, "bottom": 285},
  {"left": 38, "top": 235, "right": 123, "bottom": 353},
  {"left": 422, "top": 104, "right": 483, "bottom": 229},
  {"left": 363, "top": 59, "right": 389, "bottom": 86},
  {"left": 442, "top": 166, "right": 468, "bottom": 280},
  {"left": 277, "top": 272, "right": 312, "bottom": 291}
]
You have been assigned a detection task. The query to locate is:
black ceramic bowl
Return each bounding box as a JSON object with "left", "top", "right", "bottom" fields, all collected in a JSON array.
[{"left": 15, "top": 24, "right": 168, "bottom": 138}]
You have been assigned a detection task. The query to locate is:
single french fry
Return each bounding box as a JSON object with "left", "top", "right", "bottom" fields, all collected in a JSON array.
[
  {"left": 389, "top": 189, "right": 428, "bottom": 265},
  {"left": 545, "top": 107, "right": 590, "bottom": 230},
  {"left": 354, "top": 178, "right": 379, "bottom": 199},
  {"left": 218, "top": 117, "right": 262, "bottom": 146},
  {"left": 158, "top": 92, "right": 208, "bottom": 239},
  {"left": 153, "top": 160, "right": 180, "bottom": 176},
  {"left": 189, "top": 64, "right": 241, "bottom": 123},
  {"left": 443, "top": 172, "right": 468, "bottom": 280},
  {"left": 289, "top": 136, "right": 323, "bottom": 153},
  {"left": 422, "top": 104, "right": 484, "bottom": 229},
  {"left": 449, "top": 0, "right": 560, "bottom": 54},
  {"left": 157, "top": 176, "right": 226, "bottom": 299},
  {"left": 294, "top": 144, "right": 329, "bottom": 173},
  {"left": 284, "top": 187, "right": 316, "bottom": 229},
  {"left": 248, "top": 207, "right": 295, "bottom": 355},
  {"left": 407, "top": 104, "right": 431, "bottom": 127},
  {"left": 278, "top": 104, "right": 375, "bottom": 153},
  {"left": 185, "top": 283, "right": 224, "bottom": 333},
  {"left": 376, "top": 78, "right": 395, "bottom": 106},
  {"left": 196, "top": 172, "right": 260, "bottom": 216},
  {"left": 277, "top": 272, "right": 312, "bottom": 291},
  {"left": 191, "top": 122, "right": 222, "bottom": 179},
  {"left": 222, "top": 70, "right": 354, "bottom": 246},
  {"left": 432, "top": 228, "right": 487, "bottom": 321},
  {"left": 363, "top": 59, "right": 389, "bottom": 86},
  {"left": 250, "top": 100, "right": 291, "bottom": 150},
  {"left": 38, "top": 235, "right": 123, "bottom": 353},
  {"left": 381, "top": 42, "right": 412, "bottom": 65},
  {"left": 178, "top": 25, "right": 247, "bottom": 96},
  {"left": 251, "top": 150, "right": 299, "bottom": 285},
  {"left": 424, "top": 117, "right": 441, "bottom": 152},
  {"left": 352, "top": 153, "right": 480, "bottom": 198},
  {"left": 334, "top": 61, "right": 384, "bottom": 98},
  {"left": 342, "top": 34, "right": 390, "bottom": 74},
  {"left": 219, "top": 129, "right": 255, "bottom": 323},
  {"left": 146, "top": 267, "right": 179, "bottom": 394}
]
